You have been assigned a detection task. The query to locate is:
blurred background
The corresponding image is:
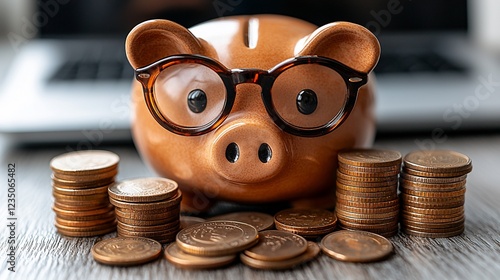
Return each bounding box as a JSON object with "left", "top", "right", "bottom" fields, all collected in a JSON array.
[{"left": 0, "top": 0, "right": 499, "bottom": 144}]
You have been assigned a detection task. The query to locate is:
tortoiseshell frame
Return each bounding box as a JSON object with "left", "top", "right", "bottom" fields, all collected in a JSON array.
[{"left": 135, "top": 54, "right": 367, "bottom": 137}]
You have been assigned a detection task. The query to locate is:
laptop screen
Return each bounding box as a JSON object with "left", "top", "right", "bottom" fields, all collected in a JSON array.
[{"left": 38, "top": 0, "right": 467, "bottom": 38}]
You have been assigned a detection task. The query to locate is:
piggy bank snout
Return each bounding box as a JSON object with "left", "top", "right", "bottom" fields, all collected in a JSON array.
[{"left": 210, "top": 120, "right": 289, "bottom": 184}]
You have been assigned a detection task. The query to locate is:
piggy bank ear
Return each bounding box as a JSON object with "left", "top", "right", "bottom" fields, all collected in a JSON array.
[
  {"left": 126, "top": 19, "right": 205, "bottom": 69},
  {"left": 296, "top": 22, "right": 380, "bottom": 74}
]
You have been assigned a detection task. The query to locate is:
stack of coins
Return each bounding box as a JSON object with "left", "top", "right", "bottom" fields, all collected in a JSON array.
[
  {"left": 274, "top": 208, "right": 337, "bottom": 239},
  {"left": 108, "top": 178, "right": 182, "bottom": 244},
  {"left": 400, "top": 150, "right": 472, "bottom": 238},
  {"left": 335, "top": 149, "right": 402, "bottom": 237},
  {"left": 240, "top": 230, "right": 320, "bottom": 270},
  {"left": 165, "top": 221, "right": 258, "bottom": 269},
  {"left": 50, "top": 150, "right": 119, "bottom": 237}
]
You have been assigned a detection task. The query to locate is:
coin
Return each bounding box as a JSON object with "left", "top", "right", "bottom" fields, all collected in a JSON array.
[
  {"left": 55, "top": 215, "right": 116, "bottom": 227},
  {"left": 55, "top": 220, "right": 117, "bottom": 232},
  {"left": 92, "top": 237, "right": 161, "bottom": 266},
  {"left": 337, "top": 170, "right": 398, "bottom": 183},
  {"left": 337, "top": 177, "right": 398, "bottom": 187},
  {"left": 400, "top": 187, "right": 466, "bottom": 198},
  {"left": 52, "top": 191, "right": 109, "bottom": 202},
  {"left": 50, "top": 150, "right": 119, "bottom": 175},
  {"left": 116, "top": 216, "right": 178, "bottom": 226},
  {"left": 180, "top": 216, "right": 206, "bottom": 229},
  {"left": 55, "top": 210, "right": 116, "bottom": 222},
  {"left": 336, "top": 189, "right": 398, "bottom": 198},
  {"left": 401, "top": 172, "right": 467, "bottom": 184},
  {"left": 109, "top": 190, "right": 182, "bottom": 210},
  {"left": 335, "top": 198, "right": 399, "bottom": 209},
  {"left": 108, "top": 178, "right": 178, "bottom": 203},
  {"left": 336, "top": 192, "right": 398, "bottom": 203},
  {"left": 53, "top": 201, "right": 109, "bottom": 211},
  {"left": 338, "top": 149, "right": 402, "bottom": 167},
  {"left": 208, "top": 212, "right": 274, "bottom": 232},
  {"left": 243, "top": 230, "right": 307, "bottom": 261},
  {"left": 338, "top": 162, "right": 401, "bottom": 173},
  {"left": 274, "top": 208, "right": 337, "bottom": 231},
  {"left": 164, "top": 242, "right": 236, "bottom": 269},
  {"left": 117, "top": 220, "right": 179, "bottom": 233},
  {"left": 335, "top": 209, "right": 399, "bottom": 219},
  {"left": 53, "top": 169, "right": 118, "bottom": 182},
  {"left": 176, "top": 221, "right": 259, "bottom": 257},
  {"left": 400, "top": 179, "right": 466, "bottom": 191},
  {"left": 115, "top": 207, "right": 180, "bottom": 221},
  {"left": 320, "top": 230, "right": 393, "bottom": 262},
  {"left": 402, "top": 226, "right": 464, "bottom": 238},
  {"left": 336, "top": 204, "right": 399, "bottom": 214},
  {"left": 52, "top": 175, "right": 116, "bottom": 189},
  {"left": 337, "top": 225, "right": 399, "bottom": 238},
  {"left": 403, "top": 167, "right": 471, "bottom": 178},
  {"left": 338, "top": 219, "right": 398, "bottom": 230},
  {"left": 403, "top": 150, "right": 472, "bottom": 173},
  {"left": 52, "top": 184, "right": 110, "bottom": 196},
  {"left": 338, "top": 168, "right": 400, "bottom": 178},
  {"left": 240, "top": 241, "right": 320, "bottom": 270},
  {"left": 336, "top": 182, "right": 397, "bottom": 193},
  {"left": 56, "top": 226, "right": 116, "bottom": 237}
]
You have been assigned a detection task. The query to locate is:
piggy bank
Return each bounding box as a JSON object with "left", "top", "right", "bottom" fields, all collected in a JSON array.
[{"left": 126, "top": 15, "right": 380, "bottom": 212}]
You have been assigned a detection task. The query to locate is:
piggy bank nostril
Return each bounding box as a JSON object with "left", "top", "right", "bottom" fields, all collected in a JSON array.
[
  {"left": 225, "top": 142, "right": 240, "bottom": 163},
  {"left": 258, "top": 143, "right": 272, "bottom": 163}
]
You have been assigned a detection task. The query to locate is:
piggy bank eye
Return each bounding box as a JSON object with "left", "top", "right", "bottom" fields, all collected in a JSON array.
[
  {"left": 187, "top": 89, "right": 207, "bottom": 113},
  {"left": 271, "top": 64, "right": 346, "bottom": 129},
  {"left": 296, "top": 89, "right": 318, "bottom": 115},
  {"left": 153, "top": 63, "right": 226, "bottom": 128}
]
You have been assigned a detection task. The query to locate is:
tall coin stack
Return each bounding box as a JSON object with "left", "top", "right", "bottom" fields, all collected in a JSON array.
[
  {"left": 335, "top": 149, "right": 402, "bottom": 237},
  {"left": 108, "top": 178, "right": 182, "bottom": 244},
  {"left": 400, "top": 150, "right": 472, "bottom": 238},
  {"left": 50, "top": 150, "right": 119, "bottom": 237}
]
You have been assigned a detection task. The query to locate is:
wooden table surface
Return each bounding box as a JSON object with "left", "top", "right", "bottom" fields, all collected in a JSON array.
[{"left": 1, "top": 133, "right": 499, "bottom": 280}]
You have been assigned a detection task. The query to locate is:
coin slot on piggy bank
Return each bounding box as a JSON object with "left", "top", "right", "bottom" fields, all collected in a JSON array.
[{"left": 126, "top": 15, "right": 380, "bottom": 212}]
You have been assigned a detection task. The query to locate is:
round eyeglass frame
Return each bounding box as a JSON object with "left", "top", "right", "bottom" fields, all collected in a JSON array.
[{"left": 135, "top": 54, "right": 368, "bottom": 137}]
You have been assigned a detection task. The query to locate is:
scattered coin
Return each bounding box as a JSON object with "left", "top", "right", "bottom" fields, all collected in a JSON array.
[
  {"left": 274, "top": 208, "right": 337, "bottom": 238},
  {"left": 164, "top": 242, "right": 237, "bottom": 269},
  {"left": 208, "top": 212, "right": 274, "bottom": 231},
  {"left": 176, "top": 221, "right": 259, "bottom": 257},
  {"left": 320, "top": 230, "right": 393, "bottom": 262},
  {"left": 92, "top": 237, "right": 161, "bottom": 266},
  {"left": 240, "top": 241, "right": 320, "bottom": 270},
  {"left": 243, "top": 230, "right": 308, "bottom": 261}
]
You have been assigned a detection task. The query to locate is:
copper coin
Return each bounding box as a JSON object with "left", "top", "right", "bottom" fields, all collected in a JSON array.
[
  {"left": 117, "top": 220, "right": 180, "bottom": 233},
  {"left": 115, "top": 208, "right": 180, "bottom": 221},
  {"left": 337, "top": 225, "right": 399, "bottom": 238},
  {"left": 335, "top": 209, "right": 399, "bottom": 219},
  {"left": 400, "top": 187, "right": 466, "bottom": 198},
  {"left": 55, "top": 220, "right": 117, "bottom": 232},
  {"left": 336, "top": 204, "right": 399, "bottom": 214},
  {"left": 50, "top": 150, "right": 119, "bottom": 175},
  {"left": 401, "top": 205, "right": 464, "bottom": 215},
  {"left": 92, "top": 237, "right": 161, "bottom": 266},
  {"left": 116, "top": 216, "right": 178, "bottom": 226},
  {"left": 336, "top": 182, "right": 397, "bottom": 193},
  {"left": 176, "top": 221, "right": 259, "bottom": 257},
  {"left": 403, "top": 167, "right": 472, "bottom": 178},
  {"left": 336, "top": 189, "right": 397, "bottom": 198},
  {"left": 402, "top": 226, "right": 464, "bottom": 238},
  {"left": 53, "top": 169, "right": 118, "bottom": 182},
  {"left": 164, "top": 242, "right": 236, "bottom": 269},
  {"left": 208, "top": 212, "right": 274, "bottom": 231},
  {"left": 57, "top": 226, "right": 116, "bottom": 237},
  {"left": 274, "top": 208, "right": 337, "bottom": 231},
  {"left": 401, "top": 210, "right": 464, "bottom": 220},
  {"left": 180, "top": 216, "right": 206, "bottom": 229},
  {"left": 52, "top": 184, "right": 110, "bottom": 196},
  {"left": 337, "top": 215, "right": 397, "bottom": 225},
  {"left": 53, "top": 201, "right": 109, "bottom": 211},
  {"left": 403, "top": 150, "right": 472, "bottom": 173},
  {"left": 116, "top": 225, "right": 179, "bottom": 237},
  {"left": 336, "top": 192, "right": 398, "bottom": 203},
  {"left": 337, "top": 170, "right": 398, "bottom": 183},
  {"left": 337, "top": 177, "right": 398, "bottom": 187},
  {"left": 339, "top": 219, "right": 398, "bottom": 230},
  {"left": 109, "top": 190, "right": 182, "bottom": 210},
  {"left": 240, "top": 241, "right": 320, "bottom": 270},
  {"left": 401, "top": 199, "right": 464, "bottom": 209},
  {"left": 52, "top": 204, "right": 114, "bottom": 217},
  {"left": 108, "top": 178, "right": 178, "bottom": 203},
  {"left": 338, "top": 149, "right": 402, "bottom": 167},
  {"left": 55, "top": 215, "right": 116, "bottom": 227},
  {"left": 52, "top": 191, "right": 109, "bottom": 202},
  {"left": 52, "top": 175, "right": 116, "bottom": 189},
  {"left": 321, "top": 230, "right": 393, "bottom": 262},
  {"left": 400, "top": 179, "right": 466, "bottom": 191},
  {"left": 401, "top": 218, "right": 464, "bottom": 229},
  {"left": 115, "top": 204, "right": 178, "bottom": 214},
  {"left": 274, "top": 224, "right": 335, "bottom": 237},
  {"left": 338, "top": 167, "right": 400, "bottom": 178},
  {"left": 336, "top": 198, "right": 399, "bottom": 209},
  {"left": 401, "top": 172, "right": 467, "bottom": 184},
  {"left": 53, "top": 198, "right": 110, "bottom": 208},
  {"left": 243, "top": 230, "right": 307, "bottom": 261},
  {"left": 338, "top": 162, "right": 401, "bottom": 173},
  {"left": 55, "top": 210, "right": 115, "bottom": 222}
]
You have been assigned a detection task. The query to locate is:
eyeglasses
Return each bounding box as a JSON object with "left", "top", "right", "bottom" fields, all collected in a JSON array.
[{"left": 135, "top": 54, "right": 367, "bottom": 137}]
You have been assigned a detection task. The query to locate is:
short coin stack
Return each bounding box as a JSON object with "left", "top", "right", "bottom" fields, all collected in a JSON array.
[
  {"left": 165, "top": 220, "right": 258, "bottom": 269},
  {"left": 400, "top": 150, "right": 472, "bottom": 238},
  {"left": 240, "top": 230, "right": 320, "bottom": 270},
  {"left": 50, "top": 150, "right": 119, "bottom": 237},
  {"left": 108, "top": 178, "right": 182, "bottom": 244},
  {"left": 335, "top": 149, "right": 402, "bottom": 237},
  {"left": 274, "top": 208, "right": 337, "bottom": 239}
]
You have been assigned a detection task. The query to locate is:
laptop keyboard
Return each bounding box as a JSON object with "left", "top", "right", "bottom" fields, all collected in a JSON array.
[
  {"left": 375, "top": 52, "right": 466, "bottom": 74},
  {"left": 49, "top": 56, "right": 134, "bottom": 81}
]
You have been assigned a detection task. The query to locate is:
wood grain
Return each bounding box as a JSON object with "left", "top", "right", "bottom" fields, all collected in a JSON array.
[{"left": 1, "top": 134, "right": 499, "bottom": 280}]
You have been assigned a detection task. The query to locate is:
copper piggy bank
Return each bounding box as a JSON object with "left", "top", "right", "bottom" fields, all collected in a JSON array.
[{"left": 126, "top": 15, "right": 380, "bottom": 212}]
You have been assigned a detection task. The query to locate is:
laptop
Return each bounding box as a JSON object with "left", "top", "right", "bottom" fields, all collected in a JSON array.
[{"left": 0, "top": 0, "right": 499, "bottom": 143}]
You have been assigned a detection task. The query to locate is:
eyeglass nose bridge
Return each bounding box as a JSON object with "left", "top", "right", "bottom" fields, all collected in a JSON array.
[{"left": 230, "top": 69, "right": 269, "bottom": 85}]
